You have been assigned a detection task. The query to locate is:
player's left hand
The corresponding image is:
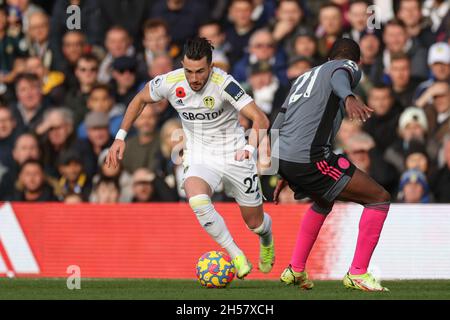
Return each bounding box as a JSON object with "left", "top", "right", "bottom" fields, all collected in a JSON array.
[
  {"left": 345, "top": 95, "right": 374, "bottom": 122},
  {"left": 235, "top": 149, "right": 251, "bottom": 161},
  {"left": 273, "top": 178, "right": 288, "bottom": 205}
]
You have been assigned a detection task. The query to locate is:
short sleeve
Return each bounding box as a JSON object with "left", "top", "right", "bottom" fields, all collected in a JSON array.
[
  {"left": 221, "top": 76, "right": 253, "bottom": 111},
  {"left": 148, "top": 75, "right": 168, "bottom": 102}
]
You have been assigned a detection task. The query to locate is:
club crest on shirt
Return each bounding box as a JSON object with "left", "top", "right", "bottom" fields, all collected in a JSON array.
[{"left": 203, "top": 96, "right": 215, "bottom": 109}]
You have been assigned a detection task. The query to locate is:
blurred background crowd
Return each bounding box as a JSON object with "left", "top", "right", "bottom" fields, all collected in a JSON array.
[{"left": 0, "top": 0, "right": 449, "bottom": 204}]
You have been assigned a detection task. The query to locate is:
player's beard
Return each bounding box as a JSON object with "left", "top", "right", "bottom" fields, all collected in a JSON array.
[{"left": 189, "top": 80, "right": 206, "bottom": 92}]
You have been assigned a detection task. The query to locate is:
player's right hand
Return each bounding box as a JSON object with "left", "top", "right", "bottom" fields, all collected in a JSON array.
[
  {"left": 345, "top": 95, "right": 373, "bottom": 122},
  {"left": 273, "top": 178, "right": 288, "bottom": 205},
  {"left": 106, "top": 139, "right": 126, "bottom": 168}
]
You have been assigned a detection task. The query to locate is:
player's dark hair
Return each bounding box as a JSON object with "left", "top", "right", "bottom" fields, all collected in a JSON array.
[
  {"left": 183, "top": 37, "right": 214, "bottom": 64},
  {"left": 328, "top": 38, "right": 361, "bottom": 63}
]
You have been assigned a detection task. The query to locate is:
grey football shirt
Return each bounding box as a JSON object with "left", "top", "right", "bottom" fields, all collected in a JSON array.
[{"left": 273, "top": 59, "right": 362, "bottom": 163}]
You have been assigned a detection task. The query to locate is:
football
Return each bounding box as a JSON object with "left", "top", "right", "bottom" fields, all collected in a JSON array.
[{"left": 196, "top": 251, "right": 236, "bottom": 288}]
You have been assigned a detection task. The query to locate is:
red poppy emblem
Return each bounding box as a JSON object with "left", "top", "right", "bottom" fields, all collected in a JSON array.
[{"left": 176, "top": 87, "right": 186, "bottom": 98}]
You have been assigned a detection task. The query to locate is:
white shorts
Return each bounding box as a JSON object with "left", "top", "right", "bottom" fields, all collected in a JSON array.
[{"left": 182, "top": 157, "right": 263, "bottom": 207}]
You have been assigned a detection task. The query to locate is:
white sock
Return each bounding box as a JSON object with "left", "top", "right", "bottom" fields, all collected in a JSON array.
[
  {"left": 250, "top": 212, "right": 273, "bottom": 246},
  {"left": 189, "top": 194, "right": 243, "bottom": 259}
]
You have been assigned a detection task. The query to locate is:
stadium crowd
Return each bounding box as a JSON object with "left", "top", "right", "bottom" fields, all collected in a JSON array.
[{"left": 0, "top": 0, "right": 449, "bottom": 204}]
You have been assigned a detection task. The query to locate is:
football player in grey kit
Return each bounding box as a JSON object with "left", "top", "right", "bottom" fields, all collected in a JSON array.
[{"left": 272, "top": 38, "right": 391, "bottom": 291}]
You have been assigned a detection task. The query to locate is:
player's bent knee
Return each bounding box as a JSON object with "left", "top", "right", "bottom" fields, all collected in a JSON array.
[{"left": 189, "top": 194, "right": 213, "bottom": 215}]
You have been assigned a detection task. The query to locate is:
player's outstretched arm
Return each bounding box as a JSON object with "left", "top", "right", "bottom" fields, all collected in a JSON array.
[
  {"left": 330, "top": 70, "right": 373, "bottom": 122},
  {"left": 236, "top": 102, "right": 270, "bottom": 161},
  {"left": 106, "top": 83, "right": 155, "bottom": 168}
]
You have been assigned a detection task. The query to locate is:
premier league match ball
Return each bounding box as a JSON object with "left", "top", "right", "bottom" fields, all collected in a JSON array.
[{"left": 196, "top": 251, "right": 236, "bottom": 288}]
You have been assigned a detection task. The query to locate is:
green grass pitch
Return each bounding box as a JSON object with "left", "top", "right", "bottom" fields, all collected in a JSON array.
[{"left": 0, "top": 279, "right": 449, "bottom": 300}]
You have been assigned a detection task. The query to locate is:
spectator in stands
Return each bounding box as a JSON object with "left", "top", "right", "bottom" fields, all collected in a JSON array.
[
  {"left": 26, "top": 11, "right": 54, "bottom": 69},
  {"left": 25, "top": 56, "right": 66, "bottom": 105},
  {"left": 64, "top": 193, "right": 83, "bottom": 204},
  {"left": 1, "top": 132, "right": 41, "bottom": 200},
  {"left": 57, "top": 31, "right": 87, "bottom": 88},
  {"left": 271, "top": 0, "right": 306, "bottom": 59},
  {"left": 334, "top": 116, "right": 363, "bottom": 154},
  {"left": 131, "top": 167, "right": 179, "bottom": 202},
  {"left": 97, "top": 0, "right": 151, "bottom": 48},
  {"left": 77, "top": 111, "right": 113, "bottom": 178},
  {"left": 404, "top": 139, "right": 433, "bottom": 178},
  {"left": 137, "top": 19, "right": 178, "bottom": 80},
  {"left": 64, "top": 53, "right": 100, "bottom": 127},
  {"left": 198, "top": 20, "right": 230, "bottom": 72},
  {"left": 430, "top": 134, "right": 450, "bottom": 202},
  {"left": 397, "top": 169, "right": 433, "bottom": 203},
  {"left": 154, "top": 118, "right": 185, "bottom": 200},
  {"left": 316, "top": 3, "right": 343, "bottom": 58},
  {"left": 110, "top": 56, "right": 140, "bottom": 106},
  {"left": 11, "top": 73, "right": 49, "bottom": 132},
  {"left": 363, "top": 84, "right": 402, "bottom": 153},
  {"left": 122, "top": 106, "right": 160, "bottom": 174},
  {"left": 344, "top": 132, "right": 399, "bottom": 196},
  {"left": 35, "top": 108, "right": 76, "bottom": 178},
  {"left": 10, "top": 159, "right": 57, "bottom": 201},
  {"left": 98, "top": 26, "right": 134, "bottom": 84},
  {"left": 292, "top": 27, "right": 322, "bottom": 67},
  {"left": 91, "top": 176, "right": 120, "bottom": 204},
  {"left": 414, "top": 42, "right": 450, "bottom": 101},
  {"left": 150, "top": 0, "right": 209, "bottom": 49},
  {"left": 0, "top": 6, "right": 27, "bottom": 82},
  {"left": 421, "top": 0, "right": 449, "bottom": 40},
  {"left": 147, "top": 54, "right": 173, "bottom": 80},
  {"left": 246, "top": 60, "right": 289, "bottom": 124},
  {"left": 0, "top": 104, "right": 19, "bottom": 168},
  {"left": 343, "top": 0, "right": 374, "bottom": 43},
  {"left": 77, "top": 84, "right": 124, "bottom": 139},
  {"left": 359, "top": 32, "right": 382, "bottom": 84},
  {"left": 225, "top": 0, "right": 258, "bottom": 66},
  {"left": 232, "top": 28, "right": 287, "bottom": 85},
  {"left": 12, "top": 132, "right": 41, "bottom": 165},
  {"left": 378, "top": 19, "right": 428, "bottom": 82},
  {"left": 396, "top": 0, "right": 436, "bottom": 48},
  {"left": 415, "top": 81, "right": 450, "bottom": 151},
  {"left": 91, "top": 149, "right": 133, "bottom": 202},
  {"left": 387, "top": 53, "right": 422, "bottom": 109},
  {"left": 49, "top": 0, "right": 102, "bottom": 50},
  {"left": 286, "top": 56, "right": 312, "bottom": 85},
  {"left": 8, "top": 0, "right": 43, "bottom": 33},
  {"left": 385, "top": 106, "right": 429, "bottom": 173},
  {"left": 56, "top": 149, "right": 91, "bottom": 201}
]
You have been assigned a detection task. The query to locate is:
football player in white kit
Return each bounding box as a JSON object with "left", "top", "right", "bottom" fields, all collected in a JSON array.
[{"left": 106, "top": 37, "right": 275, "bottom": 279}]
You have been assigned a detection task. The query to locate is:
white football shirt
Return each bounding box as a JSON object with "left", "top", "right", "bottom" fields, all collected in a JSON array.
[{"left": 149, "top": 67, "right": 253, "bottom": 161}]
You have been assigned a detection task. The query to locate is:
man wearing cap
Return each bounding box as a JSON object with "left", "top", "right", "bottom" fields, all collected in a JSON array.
[
  {"left": 77, "top": 111, "right": 113, "bottom": 178},
  {"left": 414, "top": 42, "right": 450, "bottom": 100},
  {"left": 111, "top": 56, "right": 141, "bottom": 106},
  {"left": 131, "top": 167, "right": 178, "bottom": 202},
  {"left": 397, "top": 169, "right": 433, "bottom": 203},
  {"left": 384, "top": 107, "right": 429, "bottom": 173}
]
